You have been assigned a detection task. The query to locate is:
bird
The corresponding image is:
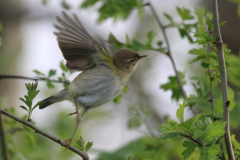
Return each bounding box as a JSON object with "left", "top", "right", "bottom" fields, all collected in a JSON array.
[{"left": 39, "top": 11, "right": 147, "bottom": 147}]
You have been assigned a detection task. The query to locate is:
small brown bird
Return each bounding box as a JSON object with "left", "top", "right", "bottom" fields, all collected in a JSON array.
[{"left": 39, "top": 12, "right": 147, "bottom": 147}]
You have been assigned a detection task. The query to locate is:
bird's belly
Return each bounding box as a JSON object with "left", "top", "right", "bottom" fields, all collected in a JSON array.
[{"left": 76, "top": 77, "right": 123, "bottom": 108}]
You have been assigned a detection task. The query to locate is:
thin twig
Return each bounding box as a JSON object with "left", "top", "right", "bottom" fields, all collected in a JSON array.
[
  {"left": 0, "top": 108, "right": 89, "bottom": 160},
  {"left": 211, "top": 0, "right": 235, "bottom": 159},
  {"left": 0, "top": 113, "right": 8, "bottom": 160},
  {"left": 207, "top": 43, "right": 215, "bottom": 112},
  {"left": 5, "top": 126, "right": 24, "bottom": 134},
  {"left": 0, "top": 75, "right": 70, "bottom": 84},
  {"left": 147, "top": 0, "right": 196, "bottom": 115},
  {"left": 180, "top": 133, "right": 202, "bottom": 146}
]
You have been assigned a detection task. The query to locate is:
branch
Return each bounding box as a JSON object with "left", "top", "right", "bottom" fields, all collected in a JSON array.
[
  {"left": 5, "top": 126, "right": 24, "bottom": 134},
  {"left": 0, "top": 75, "right": 70, "bottom": 84},
  {"left": 0, "top": 113, "right": 8, "bottom": 160},
  {"left": 211, "top": 0, "right": 235, "bottom": 159},
  {"left": 0, "top": 108, "right": 89, "bottom": 160},
  {"left": 147, "top": 0, "right": 196, "bottom": 115},
  {"left": 180, "top": 133, "right": 202, "bottom": 146},
  {"left": 180, "top": 134, "right": 224, "bottom": 160},
  {"left": 207, "top": 43, "right": 215, "bottom": 112}
]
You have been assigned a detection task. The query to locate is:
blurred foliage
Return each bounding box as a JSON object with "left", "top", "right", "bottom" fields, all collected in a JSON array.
[
  {"left": 160, "top": 71, "right": 186, "bottom": 101},
  {"left": 230, "top": 0, "right": 240, "bottom": 16},
  {"left": 81, "top": 0, "right": 144, "bottom": 22}
]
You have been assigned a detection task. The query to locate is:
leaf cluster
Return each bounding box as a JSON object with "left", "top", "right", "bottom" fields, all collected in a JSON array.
[
  {"left": 108, "top": 31, "right": 166, "bottom": 53},
  {"left": 75, "top": 136, "right": 93, "bottom": 153},
  {"left": 33, "top": 61, "right": 72, "bottom": 89},
  {"left": 81, "top": 0, "right": 144, "bottom": 22},
  {"left": 160, "top": 101, "right": 226, "bottom": 159},
  {"left": 19, "top": 82, "right": 43, "bottom": 121},
  {"left": 160, "top": 71, "right": 186, "bottom": 101}
]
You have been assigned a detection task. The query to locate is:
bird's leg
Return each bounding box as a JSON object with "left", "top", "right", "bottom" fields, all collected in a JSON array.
[{"left": 64, "top": 97, "right": 88, "bottom": 148}]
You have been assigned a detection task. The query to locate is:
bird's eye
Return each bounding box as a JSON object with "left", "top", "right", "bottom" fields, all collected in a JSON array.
[{"left": 130, "top": 60, "right": 134, "bottom": 63}]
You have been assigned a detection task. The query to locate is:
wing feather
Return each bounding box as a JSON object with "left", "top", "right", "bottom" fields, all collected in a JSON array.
[{"left": 54, "top": 11, "right": 113, "bottom": 71}]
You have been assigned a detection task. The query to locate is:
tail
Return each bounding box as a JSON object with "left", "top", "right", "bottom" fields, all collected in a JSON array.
[{"left": 39, "top": 88, "right": 68, "bottom": 109}]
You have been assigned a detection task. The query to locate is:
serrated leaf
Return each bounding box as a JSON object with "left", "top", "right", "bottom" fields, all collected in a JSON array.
[
  {"left": 33, "top": 70, "right": 45, "bottom": 76},
  {"left": 85, "top": 142, "right": 93, "bottom": 152},
  {"left": 177, "top": 7, "right": 194, "bottom": 21},
  {"left": 202, "top": 121, "right": 226, "bottom": 141},
  {"left": 200, "top": 145, "right": 219, "bottom": 160},
  {"left": 160, "top": 71, "right": 186, "bottom": 101},
  {"left": 20, "top": 105, "right": 28, "bottom": 112},
  {"left": 177, "top": 100, "right": 186, "bottom": 122}
]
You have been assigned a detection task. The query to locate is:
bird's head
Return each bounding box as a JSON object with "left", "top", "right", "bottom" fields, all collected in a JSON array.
[{"left": 113, "top": 49, "right": 147, "bottom": 74}]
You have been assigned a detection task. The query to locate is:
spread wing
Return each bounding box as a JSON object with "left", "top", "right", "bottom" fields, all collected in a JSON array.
[{"left": 54, "top": 12, "right": 114, "bottom": 71}]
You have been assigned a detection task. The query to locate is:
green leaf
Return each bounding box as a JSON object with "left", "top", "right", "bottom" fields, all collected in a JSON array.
[
  {"left": 200, "top": 145, "right": 219, "bottom": 160},
  {"left": 81, "top": 0, "right": 99, "bottom": 8},
  {"left": 161, "top": 132, "right": 180, "bottom": 139},
  {"left": 48, "top": 69, "right": 57, "bottom": 78},
  {"left": 202, "top": 121, "right": 226, "bottom": 141},
  {"left": 160, "top": 71, "right": 186, "bottom": 101},
  {"left": 25, "top": 83, "right": 32, "bottom": 92},
  {"left": 182, "top": 141, "right": 198, "bottom": 159},
  {"left": 19, "top": 97, "right": 30, "bottom": 107},
  {"left": 61, "top": 0, "right": 71, "bottom": 9},
  {"left": 136, "top": 0, "right": 144, "bottom": 20},
  {"left": 46, "top": 79, "right": 55, "bottom": 89},
  {"left": 85, "top": 142, "right": 93, "bottom": 152},
  {"left": 145, "top": 31, "right": 156, "bottom": 47},
  {"left": 185, "top": 113, "right": 202, "bottom": 130},
  {"left": 176, "top": 100, "right": 186, "bottom": 122},
  {"left": 32, "top": 100, "right": 44, "bottom": 111},
  {"left": 177, "top": 7, "right": 194, "bottom": 21},
  {"left": 163, "top": 13, "right": 173, "bottom": 24},
  {"left": 20, "top": 105, "right": 28, "bottom": 112},
  {"left": 219, "top": 21, "right": 226, "bottom": 26},
  {"left": 76, "top": 136, "right": 85, "bottom": 152},
  {"left": 113, "top": 94, "right": 122, "bottom": 104},
  {"left": 60, "top": 61, "right": 68, "bottom": 72},
  {"left": 33, "top": 70, "right": 45, "bottom": 76},
  {"left": 122, "top": 86, "right": 129, "bottom": 93}
]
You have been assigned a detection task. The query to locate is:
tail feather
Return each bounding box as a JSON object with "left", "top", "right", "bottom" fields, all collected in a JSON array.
[
  {"left": 39, "top": 88, "right": 68, "bottom": 109},
  {"left": 39, "top": 96, "right": 55, "bottom": 109}
]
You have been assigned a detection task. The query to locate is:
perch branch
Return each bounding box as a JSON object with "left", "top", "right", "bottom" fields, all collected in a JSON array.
[
  {"left": 0, "top": 75, "right": 70, "bottom": 84},
  {"left": 0, "top": 108, "right": 89, "bottom": 160}
]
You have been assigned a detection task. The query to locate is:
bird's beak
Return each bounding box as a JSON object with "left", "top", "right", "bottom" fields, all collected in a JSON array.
[{"left": 138, "top": 55, "right": 147, "bottom": 60}]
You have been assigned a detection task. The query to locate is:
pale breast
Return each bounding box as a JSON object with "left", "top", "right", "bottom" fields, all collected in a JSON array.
[{"left": 69, "top": 66, "right": 124, "bottom": 108}]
